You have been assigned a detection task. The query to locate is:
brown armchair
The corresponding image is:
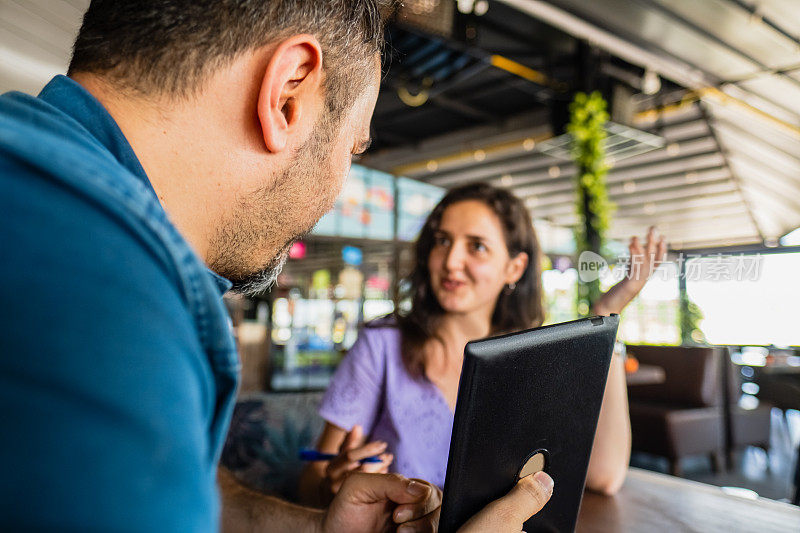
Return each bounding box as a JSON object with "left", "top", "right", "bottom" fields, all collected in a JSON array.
[{"left": 626, "top": 345, "right": 726, "bottom": 476}]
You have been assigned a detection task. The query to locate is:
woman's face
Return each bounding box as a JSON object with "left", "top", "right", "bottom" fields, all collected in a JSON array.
[{"left": 428, "top": 200, "right": 527, "bottom": 318}]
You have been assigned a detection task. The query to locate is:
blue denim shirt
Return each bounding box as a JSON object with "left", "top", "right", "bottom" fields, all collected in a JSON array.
[{"left": 0, "top": 76, "right": 240, "bottom": 531}]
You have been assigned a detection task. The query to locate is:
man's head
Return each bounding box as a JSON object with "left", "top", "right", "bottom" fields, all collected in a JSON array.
[{"left": 68, "top": 1, "right": 393, "bottom": 294}]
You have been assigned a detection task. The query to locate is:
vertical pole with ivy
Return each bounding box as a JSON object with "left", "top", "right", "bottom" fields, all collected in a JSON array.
[
  {"left": 678, "top": 258, "right": 706, "bottom": 344},
  {"left": 568, "top": 91, "right": 614, "bottom": 316}
]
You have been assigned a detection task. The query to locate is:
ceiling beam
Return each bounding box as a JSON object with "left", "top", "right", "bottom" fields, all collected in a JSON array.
[
  {"left": 698, "top": 104, "right": 766, "bottom": 240},
  {"left": 513, "top": 166, "right": 730, "bottom": 199},
  {"left": 531, "top": 190, "right": 744, "bottom": 218},
  {"left": 635, "top": 0, "right": 800, "bottom": 96},
  {"left": 496, "top": 0, "right": 717, "bottom": 90}
]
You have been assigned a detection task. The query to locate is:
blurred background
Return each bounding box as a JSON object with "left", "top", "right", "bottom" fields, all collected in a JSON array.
[{"left": 4, "top": 0, "right": 799, "bottom": 504}]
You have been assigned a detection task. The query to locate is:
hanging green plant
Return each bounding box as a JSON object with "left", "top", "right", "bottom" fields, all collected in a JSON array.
[
  {"left": 679, "top": 291, "right": 706, "bottom": 345},
  {"left": 567, "top": 91, "right": 615, "bottom": 314}
]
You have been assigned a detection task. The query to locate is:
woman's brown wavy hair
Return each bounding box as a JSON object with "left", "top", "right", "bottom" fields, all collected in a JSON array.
[{"left": 395, "top": 182, "right": 545, "bottom": 376}]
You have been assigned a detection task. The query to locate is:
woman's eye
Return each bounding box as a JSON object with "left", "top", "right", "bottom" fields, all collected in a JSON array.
[
  {"left": 434, "top": 236, "right": 450, "bottom": 247},
  {"left": 471, "top": 242, "right": 487, "bottom": 252}
]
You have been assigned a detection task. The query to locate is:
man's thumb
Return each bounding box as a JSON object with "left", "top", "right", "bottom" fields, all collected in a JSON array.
[{"left": 496, "top": 472, "right": 554, "bottom": 524}]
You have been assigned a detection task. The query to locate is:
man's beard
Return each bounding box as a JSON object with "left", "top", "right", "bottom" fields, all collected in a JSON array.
[
  {"left": 226, "top": 237, "right": 293, "bottom": 296},
  {"left": 207, "top": 121, "right": 337, "bottom": 296}
]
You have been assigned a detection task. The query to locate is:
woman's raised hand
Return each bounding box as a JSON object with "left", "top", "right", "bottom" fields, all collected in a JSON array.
[{"left": 625, "top": 226, "right": 667, "bottom": 290}]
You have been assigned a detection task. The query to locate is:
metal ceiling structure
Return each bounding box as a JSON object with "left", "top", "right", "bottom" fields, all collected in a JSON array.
[
  {"left": 364, "top": 0, "right": 800, "bottom": 251},
  {"left": 3, "top": 0, "right": 800, "bottom": 250}
]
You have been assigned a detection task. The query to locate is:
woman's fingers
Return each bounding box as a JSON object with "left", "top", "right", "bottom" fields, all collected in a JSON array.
[
  {"left": 657, "top": 236, "right": 667, "bottom": 261},
  {"left": 378, "top": 453, "right": 393, "bottom": 474},
  {"left": 629, "top": 235, "right": 642, "bottom": 255},
  {"left": 344, "top": 440, "right": 389, "bottom": 463},
  {"left": 326, "top": 460, "right": 361, "bottom": 491},
  {"left": 327, "top": 441, "right": 389, "bottom": 483},
  {"left": 359, "top": 453, "right": 393, "bottom": 474},
  {"left": 645, "top": 226, "right": 658, "bottom": 256},
  {"left": 339, "top": 424, "right": 364, "bottom": 453},
  {"left": 327, "top": 425, "right": 393, "bottom": 496}
]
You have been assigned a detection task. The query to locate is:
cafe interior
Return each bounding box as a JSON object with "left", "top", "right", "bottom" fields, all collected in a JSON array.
[{"left": 5, "top": 0, "right": 800, "bottom": 530}]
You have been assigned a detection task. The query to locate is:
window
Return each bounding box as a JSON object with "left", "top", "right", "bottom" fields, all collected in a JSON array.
[
  {"left": 615, "top": 262, "right": 680, "bottom": 345},
  {"left": 687, "top": 252, "right": 800, "bottom": 346}
]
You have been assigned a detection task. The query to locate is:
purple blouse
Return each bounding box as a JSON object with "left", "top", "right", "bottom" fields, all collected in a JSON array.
[{"left": 319, "top": 324, "right": 454, "bottom": 488}]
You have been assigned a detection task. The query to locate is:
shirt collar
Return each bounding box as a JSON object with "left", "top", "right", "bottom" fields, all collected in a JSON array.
[
  {"left": 208, "top": 270, "right": 234, "bottom": 295},
  {"left": 38, "top": 75, "right": 233, "bottom": 294},
  {"left": 38, "top": 75, "right": 155, "bottom": 196}
]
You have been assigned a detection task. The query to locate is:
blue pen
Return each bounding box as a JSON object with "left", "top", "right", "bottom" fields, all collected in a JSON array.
[{"left": 299, "top": 448, "right": 384, "bottom": 464}]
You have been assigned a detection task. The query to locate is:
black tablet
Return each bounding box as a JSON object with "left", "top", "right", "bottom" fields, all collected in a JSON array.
[{"left": 439, "top": 315, "right": 619, "bottom": 533}]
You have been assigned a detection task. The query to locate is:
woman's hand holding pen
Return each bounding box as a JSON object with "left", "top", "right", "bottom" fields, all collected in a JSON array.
[{"left": 323, "top": 424, "right": 394, "bottom": 496}]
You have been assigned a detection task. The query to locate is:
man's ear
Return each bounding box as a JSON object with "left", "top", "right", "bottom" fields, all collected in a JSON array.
[
  {"left": 257, "top": 35, "right": 323, "bottom": 153},
  {"left": 506, "top": 252, "right": 529, "bottom": 285}
]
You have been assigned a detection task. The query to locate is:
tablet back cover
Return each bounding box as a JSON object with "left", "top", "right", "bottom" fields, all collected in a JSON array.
[{"left": 439, "top": 315, "right": 619, "bottom": 533}]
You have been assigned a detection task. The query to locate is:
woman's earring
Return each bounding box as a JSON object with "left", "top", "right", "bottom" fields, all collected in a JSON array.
[{"left": 505, "top": 282, "right": 516, "bottom": 294}]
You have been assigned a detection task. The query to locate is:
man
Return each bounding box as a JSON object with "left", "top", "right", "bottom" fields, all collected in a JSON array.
[{"left": 0, "top": 1, "right": 554, "bottom": 530}]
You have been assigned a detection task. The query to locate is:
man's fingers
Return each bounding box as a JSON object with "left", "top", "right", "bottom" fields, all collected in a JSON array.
[
  {"left": 396, "top": 507, "right": 440, "bottom": 533},
  {"left": 339, "top": 472, "right": 431, "bottom": 507},
  {"left": 493, "top": 472, "right": 554, "bottom": 524},
  {"left": 326, "top": 458, "right": 361, "bottom": 482},
  {"left": 657, "top": 237, "right": 667, "bottom": 260},
  {"left": 392, "top": 480, "right": 441, "bottom": 526}
]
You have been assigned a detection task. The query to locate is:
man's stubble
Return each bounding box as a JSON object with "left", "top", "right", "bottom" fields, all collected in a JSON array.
[{"left": 207, "top": 119, "right": 340, "bottom": 296}]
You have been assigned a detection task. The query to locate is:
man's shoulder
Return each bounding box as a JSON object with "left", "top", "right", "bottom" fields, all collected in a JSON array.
[
  {"left": 0, "top": 89, "right": 136, "bottom": 194},
  {"left": 0, "top": 89, "right": 178, "bottom": 282}
]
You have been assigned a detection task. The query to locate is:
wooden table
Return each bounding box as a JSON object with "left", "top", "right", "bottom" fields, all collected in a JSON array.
[
  {"left": 625, "top": 364, "right": 665, "bottom": 386},
  {"left": 576, "top": 468, "right": 800, "bottom": 532}
]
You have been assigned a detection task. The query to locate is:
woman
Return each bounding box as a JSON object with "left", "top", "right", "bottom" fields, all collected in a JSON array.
[{"left": 299, "top": 183, "right": 665, "bottom": 506}]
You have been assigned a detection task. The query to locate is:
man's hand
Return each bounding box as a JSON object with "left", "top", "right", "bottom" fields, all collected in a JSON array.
[
  {"left": 457, "top": 472, "right": 554, "bottom": 532},
  {"left": 320, "top": 473, "right": 440, "bottom": 533}
]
